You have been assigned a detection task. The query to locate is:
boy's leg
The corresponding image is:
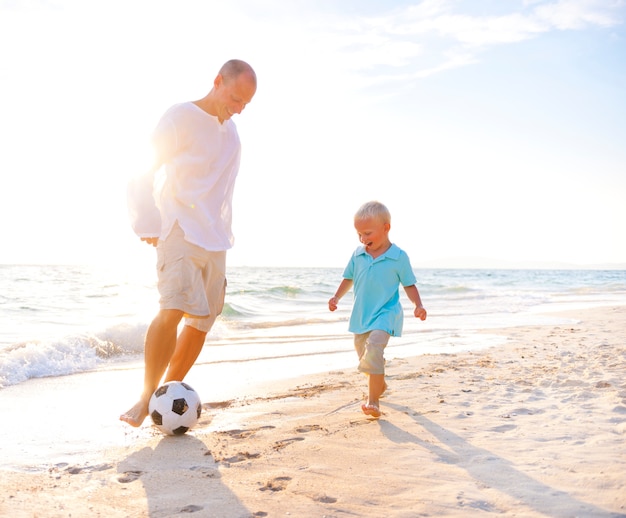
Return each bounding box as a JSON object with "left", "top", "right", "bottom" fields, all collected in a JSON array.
[
  {"left": 358, "top": 330, "right": 390, "bottom": 416},
  {"left": 353, "top": 333, "right": 367, "bottom": 362},
  {"left": 368, "top": 373, "right": 386, "bottom": 406}
]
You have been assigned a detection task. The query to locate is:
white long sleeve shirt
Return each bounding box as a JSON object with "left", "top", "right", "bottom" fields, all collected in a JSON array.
[{"left": 127, "top": 102, "right": 241, "bottom": 251}]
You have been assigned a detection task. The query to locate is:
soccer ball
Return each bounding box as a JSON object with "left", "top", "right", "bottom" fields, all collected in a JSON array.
[{"left": 148, "top": 381, "right": 202, "bottom": 435}]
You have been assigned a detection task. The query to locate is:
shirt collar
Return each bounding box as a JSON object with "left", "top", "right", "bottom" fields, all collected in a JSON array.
[{"left": 356, "top": 243, "right": 400, "bottom": 260}]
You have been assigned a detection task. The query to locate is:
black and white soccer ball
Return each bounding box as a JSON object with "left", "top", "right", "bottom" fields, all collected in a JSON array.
[{"left": 148, "top": 381, "right": 202, "bottom": 435}]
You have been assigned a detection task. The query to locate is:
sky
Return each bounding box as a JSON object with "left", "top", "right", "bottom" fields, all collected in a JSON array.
[{"left": 1, "top": 0, "right": 625, "bottom": 269}]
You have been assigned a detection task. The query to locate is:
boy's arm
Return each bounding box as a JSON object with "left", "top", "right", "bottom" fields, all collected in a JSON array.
[
  {"left": 404, "top": 285, "right": 427, "bottom": 321},
  {"left": 328, "top": 278, "right": 353, "bottom": 312}
]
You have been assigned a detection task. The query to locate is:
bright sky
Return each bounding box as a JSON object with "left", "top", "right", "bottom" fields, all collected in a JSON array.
[{"left": 1, "top": 0, "right": 625, "bottom": 269}]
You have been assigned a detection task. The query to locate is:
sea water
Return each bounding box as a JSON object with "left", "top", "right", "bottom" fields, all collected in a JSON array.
[
  {"left": 1, "top": 264, "right": 626, "bottom": 471},
  {"left": 2, "top": 264, "right": 625, "bottom": 390}
]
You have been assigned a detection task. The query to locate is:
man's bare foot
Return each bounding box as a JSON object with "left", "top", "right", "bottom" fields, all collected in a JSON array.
[{"left": 120, "top": 401, "right": 149, "bottom": 427}]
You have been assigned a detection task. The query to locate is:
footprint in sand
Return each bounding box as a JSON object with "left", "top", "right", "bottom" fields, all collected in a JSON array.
[
  {"left": 295, "top": 424, "right": 324, "bottom": 433},
  {"left": 511, "top": 407, "right": 540, "bottom": 415},
  {"left": 202, "top": 400, "right": 234, "bottom": 409},
  {"left": 209, "top": 448, "right": 261, "bottom": 464},
  {"left": 223, "top": 452, "right": 261, "bottom": 463},
  {"left": 491, "top": 424, "right": 517, "bottom": 433},
  {"left": 190, "top": 466, "right": 221, "bottom": 478},
  {"left": 180, "top": 505, "right": 203, "bottom": 513},
  {"left": 349, "top": 419, "right": 377, "bottom": 426},
  {"left": 273, "top": 437, "right": 305, "bottom": 450},
  {"left": 66, "top": 463, "right": 113, "bottom": 475},
  {"left": 117, "top": 470, "right": 143, "bottom": 483},
  {"left": 259, "top": 476, "right": 292, "bottom": 492},
  {"left": 218, "top": 426, "right": 275, "bottom": 440},
  {"left": 310, "top": 494, "right": 338, "bottom": 503}
]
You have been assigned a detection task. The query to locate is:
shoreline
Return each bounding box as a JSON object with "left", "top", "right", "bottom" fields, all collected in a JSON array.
[{"left": 1, "top": 305, "right": 625, "bottom": 517}]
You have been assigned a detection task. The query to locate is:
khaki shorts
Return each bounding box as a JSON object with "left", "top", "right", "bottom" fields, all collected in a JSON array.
[
  {"left": 354, "top": 330, "right": 390, "bottom": 375},
  {"left": 156, "top": 223, "right": 226, "bottom": 333}
]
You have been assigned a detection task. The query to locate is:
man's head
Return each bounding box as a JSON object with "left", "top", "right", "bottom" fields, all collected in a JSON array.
[{"left": 213, "top": 59, "right": 257, "bottom": 123}]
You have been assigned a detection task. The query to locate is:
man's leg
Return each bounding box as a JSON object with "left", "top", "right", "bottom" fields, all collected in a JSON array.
[
  {"left": 164, "top": 251, "right": 225, "bottom": 383},
  {"left": 165, "top": 325, "right": 208, "bottom": 382},
  {"left": 120, "top": 308, "right": 183, "bottom": 427}
]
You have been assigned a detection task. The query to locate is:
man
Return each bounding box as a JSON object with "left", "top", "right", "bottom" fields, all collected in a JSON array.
[{"left": 121, "top": 59, "right": 257, "bottom": 427}]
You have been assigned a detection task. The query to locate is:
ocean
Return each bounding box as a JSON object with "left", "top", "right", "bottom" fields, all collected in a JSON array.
[
  {"left": 2, "top": 264, "right": 626, "bottom": 471},
  {"left": 2, "top": 264, "right": 626, "bottom": 390}
]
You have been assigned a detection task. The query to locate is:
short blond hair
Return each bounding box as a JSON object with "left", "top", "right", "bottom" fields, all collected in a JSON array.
[{"left": 354, "top": 201, "right": 391, "bottom": 224}]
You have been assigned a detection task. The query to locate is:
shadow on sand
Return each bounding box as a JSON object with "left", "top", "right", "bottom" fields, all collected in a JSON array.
[
  {"left": 118, "top": 433, "right": 256, "bottom": 518},
  {"left": 380, "top": 401, "right": 625, "bottom": 518}
]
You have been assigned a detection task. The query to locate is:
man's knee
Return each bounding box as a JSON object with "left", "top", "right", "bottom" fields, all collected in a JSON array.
[
  {"left": 185, "top": 313, "right": 217, "bottom": 333},
  {"left": 182, "top": 324, "right": 208, "bottom": 340},
  {"left": 154, "top": 309, "right": 185, "bottom": 329}
]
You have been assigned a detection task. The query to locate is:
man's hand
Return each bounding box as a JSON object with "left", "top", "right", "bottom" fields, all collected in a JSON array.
[
  {"left": 140, "top": 237, "right": 159, "bottom": 247},
  {"left": 328, "top": 297, "right": 339, "bottom": 312}
]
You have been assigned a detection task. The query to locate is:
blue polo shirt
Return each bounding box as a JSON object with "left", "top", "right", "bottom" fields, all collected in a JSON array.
[{"left": 343, "top": 243, "right": 417, "bottom": 336}]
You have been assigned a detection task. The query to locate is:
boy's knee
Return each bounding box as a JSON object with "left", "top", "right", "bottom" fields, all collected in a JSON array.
[{"left": 358, "top": 343, "right": 385, "bottom": 375}]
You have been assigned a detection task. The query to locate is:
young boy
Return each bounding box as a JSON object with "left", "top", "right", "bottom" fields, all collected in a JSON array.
[{"left": 328, "top": 201, "right": 427, "bottom": 418}]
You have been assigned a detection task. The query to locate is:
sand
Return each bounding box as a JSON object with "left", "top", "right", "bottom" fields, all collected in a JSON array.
[{"left": 1, "top": 306, "right": 625, "bottom": 517}]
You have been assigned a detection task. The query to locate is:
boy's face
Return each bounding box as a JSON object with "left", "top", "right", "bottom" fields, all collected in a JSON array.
[{"left": 354, "top": 217, "right": 391, "bottom": 255}]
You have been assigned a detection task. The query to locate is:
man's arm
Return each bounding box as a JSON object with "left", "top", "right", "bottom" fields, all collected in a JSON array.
[{"left": 127, "top": 166, "right": 162, "bottom": 244}]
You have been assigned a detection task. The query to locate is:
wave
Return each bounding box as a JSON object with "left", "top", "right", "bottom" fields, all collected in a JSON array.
[
  {"left": 0, "top": 323, "right": 147, "bottom": 389},
  {"left": 220, "top": 302, "right": 249, "bottom": 318},
  {"left": 225, "top": 316, "right": 345, "bottom": 330},
  {"left": 434, "top": 285, "right": 476, "bottom": 294},
  {"left": 0, "top": 315, "right": 345, "bottom": 388},
  {"left": 268, "top": 285, "right": 302, "bottom": 296}
]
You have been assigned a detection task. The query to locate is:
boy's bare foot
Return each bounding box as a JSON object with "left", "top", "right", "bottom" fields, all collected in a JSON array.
[
  {"left": 120, "top": 401, "right": 149, "bottom": 427},
  {"left": 362, "top": 403, "right": 381, "bottom": 418}
]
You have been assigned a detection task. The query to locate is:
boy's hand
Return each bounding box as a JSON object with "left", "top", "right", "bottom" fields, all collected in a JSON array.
[
  {"left": 414, "top": 306, "right": 427, "bottom": 321},
  {"left": 328, "top": 297, "right": 339, "bottom": 312}
]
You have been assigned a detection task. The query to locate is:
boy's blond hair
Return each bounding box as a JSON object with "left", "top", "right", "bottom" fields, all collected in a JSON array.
[{"left": 354, "top": 201, "right": 391, "bottom": 224}]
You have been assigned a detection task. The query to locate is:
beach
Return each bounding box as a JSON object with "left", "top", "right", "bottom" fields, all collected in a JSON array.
[{"left": 1, "top": 304, "right": 624, "bottom": 517}]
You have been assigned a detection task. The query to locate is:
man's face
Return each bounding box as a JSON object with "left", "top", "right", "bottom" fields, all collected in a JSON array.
[{"left": 214, "top": 72, "right": 256, "bottom": 123}]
